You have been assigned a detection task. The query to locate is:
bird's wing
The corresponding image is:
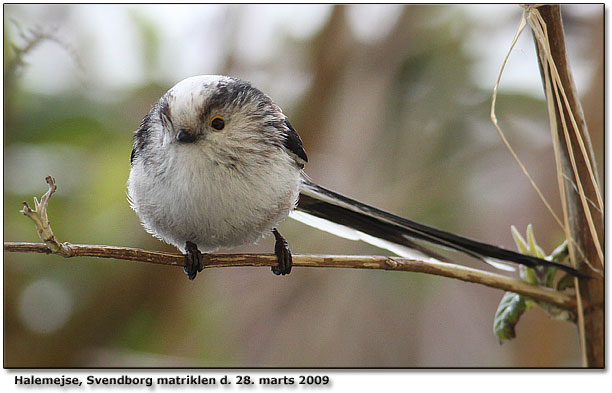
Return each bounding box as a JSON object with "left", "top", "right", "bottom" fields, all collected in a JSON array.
[{"left": 281, "top": 120, "right": 308, "bottom": 168}]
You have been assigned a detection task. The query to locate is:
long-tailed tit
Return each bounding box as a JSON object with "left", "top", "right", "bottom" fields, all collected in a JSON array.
[{"left": 128, "top": 75, "right": 583, "bottom": 280}]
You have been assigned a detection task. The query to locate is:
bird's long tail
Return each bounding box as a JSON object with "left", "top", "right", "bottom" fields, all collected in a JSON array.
[{"left": 292, "top": 179, "right": 585, "bottom": 278}]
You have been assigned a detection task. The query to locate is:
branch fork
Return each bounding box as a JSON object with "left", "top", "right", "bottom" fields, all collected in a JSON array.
[{"left": 20, "top": 176, "right": 73, "bottom": 257}]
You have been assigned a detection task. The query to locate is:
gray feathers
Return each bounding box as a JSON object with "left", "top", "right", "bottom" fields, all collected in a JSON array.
[
  {"left": 130, "top": 76, "right": 306, "bottom": 170},
  {"left": 128, "top": 75, "right": 303, "bottom": 253}
]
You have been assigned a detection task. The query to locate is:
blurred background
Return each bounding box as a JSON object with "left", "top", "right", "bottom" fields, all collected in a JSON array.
[{"left": 3, "top": 4, "right": 603, "bottom": 367}]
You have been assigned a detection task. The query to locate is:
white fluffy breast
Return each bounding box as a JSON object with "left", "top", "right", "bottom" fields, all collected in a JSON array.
[{"left": 128, "top": 141, "right": 301, "bottom": 252}]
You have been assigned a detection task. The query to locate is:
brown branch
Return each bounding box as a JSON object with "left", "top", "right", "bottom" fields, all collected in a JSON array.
[
  {"left": 4, "top": 241, "right": 577, "bottom": 310},
  {"left": 9, "top": 176, "right": 577, "bottom": 317},
  {"left": 528, "top": 5, "right": 604, "bottom": 367}
]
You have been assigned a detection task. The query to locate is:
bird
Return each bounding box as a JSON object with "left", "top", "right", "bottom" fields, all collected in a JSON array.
[{"left": 127, "top": 75, "right": 584, "bottom": 280}]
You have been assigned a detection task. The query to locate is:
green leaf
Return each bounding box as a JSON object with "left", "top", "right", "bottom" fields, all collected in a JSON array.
[
  {"left": 511, "top": 225, "right": 529, "bottom": 254},
  {"left": 494, "top": 228, "right": 574, "bottom": 342},
  {"left": 526, "top": 224, "right": 546, "bottom": 258},
  {"left": 556, "top": 273, "right": 575, "bottom": 291},
  {"left": 546, "top": 241, "right": 569, "bottom": 287},
  {"left": 518, "top": 264, "right": 538, "bottom": 285},
  {"left": 549, "top": 240, "right": 569, "bottom": 262},
  {"left": 494, "top": 291, "right": 528, "bottom": 342},
  {"left": 512, "top": 226, "right": 538, "bottom": 284}
]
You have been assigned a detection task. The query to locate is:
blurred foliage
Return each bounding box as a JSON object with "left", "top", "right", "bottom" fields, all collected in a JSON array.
[{"left": 3, "top": 4, "right": 601, "bottom": 367}]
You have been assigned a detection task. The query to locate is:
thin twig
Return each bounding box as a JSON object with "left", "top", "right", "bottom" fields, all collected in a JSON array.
[
  {"left": 7, "top": 176, "right": 577, "bottom": 312},
  {"left": 490, "top": 10, "right": 565, "bottom": 232},
  {"left": 4, "top": 241, "right": 577, "bottom": 310}
]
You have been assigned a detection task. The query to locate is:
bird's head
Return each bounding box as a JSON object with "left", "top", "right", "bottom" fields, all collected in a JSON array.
[
  {"left": 131, "top": 75, "right": 307, "bottom": 170},
  {"left": 161, "top": 75, "right": 284, "bottom": 146}
]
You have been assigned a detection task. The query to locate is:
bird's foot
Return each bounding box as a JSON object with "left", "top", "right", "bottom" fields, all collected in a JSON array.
[
  {"left": 184, "top": 241, "right": 204, "bottom": 280},
  {"left": 271, "top": 228, "right": 292, "bottom": 276}
]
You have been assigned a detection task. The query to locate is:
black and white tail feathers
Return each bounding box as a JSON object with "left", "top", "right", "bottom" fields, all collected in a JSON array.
[{"left": 292, "top": 180, "right": 585, "bottom": 278}]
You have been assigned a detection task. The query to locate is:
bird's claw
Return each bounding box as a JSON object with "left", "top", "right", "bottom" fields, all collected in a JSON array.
[
  {"left": 271, "top": 229, "right": 292, "bottom": 276},
  {"left": 184, "top": 241, "right": 204, "bottom": 280}
]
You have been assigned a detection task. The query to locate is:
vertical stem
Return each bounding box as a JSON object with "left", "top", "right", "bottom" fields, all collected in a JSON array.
[{"left": 531, "top": 5, "right": 603, "bottom": 367}]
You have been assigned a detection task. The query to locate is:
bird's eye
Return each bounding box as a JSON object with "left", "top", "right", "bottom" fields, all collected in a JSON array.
[{"left": 211, "top": 116, "right": 225, "bottom": 131}]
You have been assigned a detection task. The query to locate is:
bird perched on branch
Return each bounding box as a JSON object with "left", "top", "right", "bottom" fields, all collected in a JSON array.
[{"left": 127, "top": 75, "right": 583, "bottom": 280}]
